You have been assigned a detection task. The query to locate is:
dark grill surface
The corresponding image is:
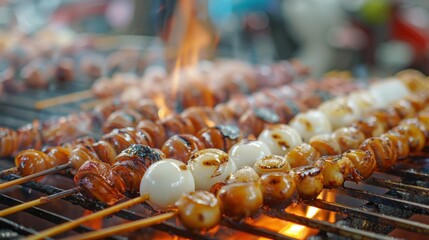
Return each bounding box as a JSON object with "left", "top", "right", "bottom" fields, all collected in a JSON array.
[{"left": 0, "top": 87, "right": 429, "bottom": 239}]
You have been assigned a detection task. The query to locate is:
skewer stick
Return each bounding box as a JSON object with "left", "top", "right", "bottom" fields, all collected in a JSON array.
[
  {"left": 0, "top": 163, "right": 72, "bottom": 190},
  {"left": 0, "top": 187, "right": 79, "bottom": 217},
  {"left": 25, "top": 194, "right": 149, "bottom": 240},
  {"left": 0, "top": 167, "right": 18, "bottom": 177},
  {"left": 34, "top": 90, "right": 94, "bottom": 110},
  {"left": 63, "top": 211, "right": 177, "bottom": 240}
]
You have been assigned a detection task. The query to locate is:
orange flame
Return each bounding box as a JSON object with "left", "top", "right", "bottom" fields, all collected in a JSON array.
[
  {"left": 252, "top": 190, "right": 336, "bottom": 240},
  {"left": 166, "top": 0, "right": 217, "bottom": 99}
]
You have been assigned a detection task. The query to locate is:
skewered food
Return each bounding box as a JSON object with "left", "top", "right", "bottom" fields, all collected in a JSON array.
[
  {"left": 139, "top": 159, "right": 195, "bottom": 211},
  {"left": 284, "top": 143, "right": 320, "bottom": 168},
  {"left": 112, "top": 145, "right": 162, "bottom": 194},
  {"left": 217, "top": 182, "right": 263, "bottom": 220},
  {"left": 332, "top": 127, "right": 365, "bottom": 153},
  {"left": 309, "top": 134, "right": 342, "bottom": 156},
  {"left": 342, "top": 149, "right": 376, "bottom": 180},
  {"left": 74, "top": 160, "right": 126, "bottom": 205},
  {"left": 318, "top": 97, "right": 360, "bottom": 130},
  {"left": 226, "top": 166, "right": 260, "bottom": 184},
  {"left": 197, "top": 125, "right": 242, "bottom": 152},
  {"left": 228, "top": 140, "right": 271, "bottom": 169},
  {"left": 188, "top": 149, "right": 236, "bottom": 191},
  {"left": 161, "top": 134, "right": 205, "bottom": 163},
  {"left": 14, "top": 149, "right": 56, "bottom": 176},
  {"left": 289, "top": 166, "right": 323, "bottom": 199},
  {"left": 253, "top": 155, "right": 291, "bottom": 175},
  {"left": 289, "top": 110, "right": 332, "bottom": 142},
  {"left": 258, "top": 124, "right": 302, "bottom": 155},
  {"left": 314, "top": 155, "right": 357, "bottom": 188},
  {"left": 359, "top": 137, "right": 398, "bottom": 170},
  {"left": 259, "top": 172, "right": 297, "bottom": 208},
  {"left": 175, "top": 191, "right": 221, "bottom": 230}
]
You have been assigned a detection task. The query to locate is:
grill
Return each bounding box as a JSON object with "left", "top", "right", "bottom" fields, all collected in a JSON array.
[{"left": 1, "top": 85, "right": 429, "bottom": 240}]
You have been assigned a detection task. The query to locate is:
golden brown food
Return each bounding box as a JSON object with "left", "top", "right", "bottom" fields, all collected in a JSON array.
[
  {"left": 343, "top": 149, "right": 376, "bottom": 180},
  {"left": 120, "top": 127, "right": 154, "bottom": 148},
  {"left": 289, "top": 166, "right": 323, "bottom": 199},
  {"left": 102, "top": 108, "right": 143, "bottom": 133},
  {"left": 69, "top": 144, "right": 101, "bottom": 171},
  {"left": 112, "top": 145, "right": 162, "bottom": 194},
  {"left": 259, "top": 172, "right": 297, "bottom": 208},
  {"left": 158, "top": 115, "right": 196, "bottom": 138},
  {"left": 239, "top": 108, "right": 280, "bottom": 137},
  {"left": 253, "top": 155, "right": 291, "bottom": 175},
  {"left": 226, "top": 166, "right": 260, "bottom": 184},
  {"left": 372, "top": 108, "right": 401, "bottom": 129},
  {"left": 181, "top": 107, "right": 221, "bottom": 132},
  {"left": 309, "top": 134, "right": 341, "bottom": 156},
  {"left": 14, "top": 149, "right": 55, "bottom": 176},
  {"left": 359, "top": 137, "right": 398, "bottom": 170},
  {"left": 314, "top": 155, "right": 356, "bottom": 188},
  {"left": 197, "top": 125, "right": 242, "bottom": 152},
  {"left": 0, "top": 128, "right": 18, "bottom": 157},
  {"left": 131, "top": 99, "right": 160, "bottom": 122},
  {"left": 332, "top": 127, "right": 365, "bottom": 153},
  {"left": 390, "top": 99, "right": 417, "bottom": 119},
  {"left": 92, "top": 140, "right": 117, "bottom": 165},
  {"left": 381, "top": 132, "right": 410, "bottom": 159},
  {"left": 217, "top": 182, "right": 263, "bottom": 220},
  {"left": 16, "top": 120, "right": 43, "bottom": 151},
  {"left": 102, "top": 129, "right": 136, "bottom": 154},
  {"left": 285, "top": 143, "right": 320, "bottom": 168},
  {"left": 392, "top": 124, "right": 426, "bottom": 153},
  {"left": 136, "top": 120, "right": 167, "bottom": 148},
  {"left": 351, "top": 116, "right": 385, "bottom": 138},
  {"left": 74, "top": 160, "right": 126, "bottom": 205},
  {"left": 161, "top": 134, "right": 205, "bottom": 163},
  {"left": 42, "top": 146, "right": 70, "bottom": 166},
  {"left": 176, "top": 191, "right": 221, "bottom": 230}
]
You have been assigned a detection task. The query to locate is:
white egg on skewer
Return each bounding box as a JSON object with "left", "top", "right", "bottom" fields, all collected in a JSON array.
[
  {"left": 139, "top": 159, "right": 195, "bottom": 211},
  {"left": 289, "top": 110, "right": 332, "bottom": 142},
  {"left": 228, "top": 140, "right": 271, "bottom": 169},
  {"left": 318, "top": 97, "right": 360, "bottom": 130},
  {"left": 257, "top": 124, "right": 302, "bottom": 155},
  {"left": 369, "top": 79, "right": 411, "bottom": 108},
  {"left": 347, "top": 90, "right": 377, "bottom": 116},
  {"left": 188, "top": 148, "right": 236, "bottom": 191}
]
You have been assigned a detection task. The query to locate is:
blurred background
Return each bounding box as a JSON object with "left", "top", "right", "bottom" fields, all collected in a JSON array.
[{"left": 0, "top": 0, "right": 428, "bottom": 82}]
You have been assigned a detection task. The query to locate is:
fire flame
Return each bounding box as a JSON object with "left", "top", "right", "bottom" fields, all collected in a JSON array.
[
  {"left": 166, "top": 0, "right": 217, "bottom": 100},
  {"left": 252, "top": 190, "right": 337, "bottom": 240}
]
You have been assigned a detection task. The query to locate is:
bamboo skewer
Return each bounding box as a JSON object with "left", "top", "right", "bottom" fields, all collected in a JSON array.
[
  {"left": 0, "top": 187, "right": 80, "bottom": 217},
  {"left": 0, "top": 163, "right": 72, "bottom": 190},
  {"left": 0, "top": 167, "right": 18, "bottom": 177},
  {"left": 25, "top": 194, "right": 149, "bottom": 240},
  {"left": 63, "top": 211, "right": 177, "bottom": 240},
  {"left": 34, "top": 90, "right": 94, "bottom": 110}
]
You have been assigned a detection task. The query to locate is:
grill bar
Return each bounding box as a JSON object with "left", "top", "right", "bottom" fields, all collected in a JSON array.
[
  {"left": 265, "top": 209, "right": 395, "bottom": 240},
  {"left": 307, "top": 199, "right": 429, "bottom": 234},
  {"left": 389, "top": 169, "right": 429, "bottom": 182},
  {"left": 221, "top": 219, "right": 295, "bottom": 240},
  {"left": 0, "top": 218, "right": 38, "bottom": 237},
  {"left": 336, "top": 187, "right": 429, "bottom": 215},
  {"left": 365, "top": 177, "right": 429, "bottom": 197}
]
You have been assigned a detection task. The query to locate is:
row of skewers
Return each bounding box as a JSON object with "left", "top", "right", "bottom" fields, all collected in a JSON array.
[
  {"left": 23, "top": 94, "right": 429, "bottom": 239},
  {"left": 0, "top": 69, "right": 427, "bottom": 239},
  {"left": 0, "top": 64, "right": 360, "bottom": 158}
]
